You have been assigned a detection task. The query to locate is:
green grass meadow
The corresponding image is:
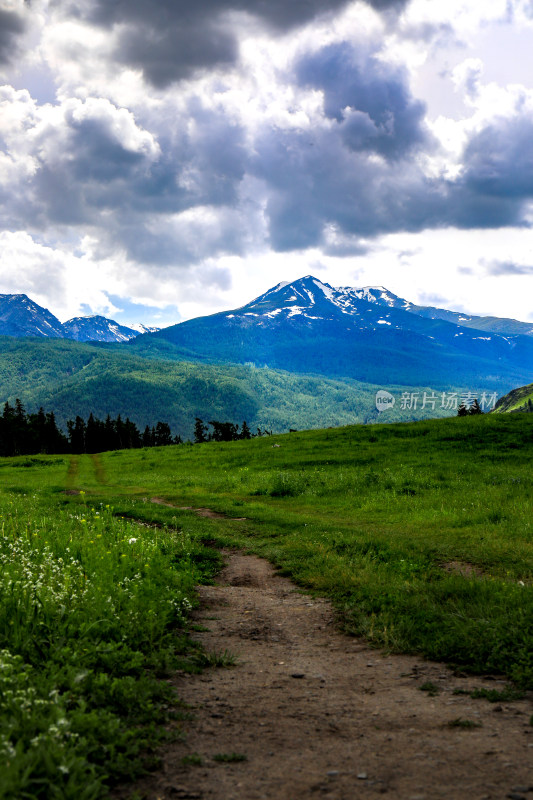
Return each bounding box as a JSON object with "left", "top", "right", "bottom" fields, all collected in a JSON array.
[{"left": 1, "top": 413, "right": 532, "bottom": 797}]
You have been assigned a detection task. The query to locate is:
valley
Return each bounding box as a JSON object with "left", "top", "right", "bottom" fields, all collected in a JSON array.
[{"left": 0, "top": 336, "right": 461, "bottom": 440}]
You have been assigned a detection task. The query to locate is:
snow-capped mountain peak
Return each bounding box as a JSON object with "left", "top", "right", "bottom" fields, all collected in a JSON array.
[
  {"left": 0, "top": 293, "right": 65, "bottom": 338},
  {"left": 341, "top": 285, "right": 411, "bottom": 309},
  {"left": 243, "top": 275, "right": 408, "bottom": 325},
  {"left": 62, "top": 315, "right": 141, "bottom": 343},
  {"left": 0, "top": 294, "right": 164, "bottom": 342},
  {"left": 149, "top": 273, "right": 533, "bottom": 394},
  {"left": 250, "top": 275, "right": 338, "bottom": 315}
]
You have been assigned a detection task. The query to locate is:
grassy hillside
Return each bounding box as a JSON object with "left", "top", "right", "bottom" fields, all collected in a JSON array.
[
  {"left": 100, "top": 414, "right": 533, "bottom": 688},
  {"left": 1, "top": 412, "right": 532, "bottom": 796},
  {"left": 492, "top": 381, "right": 533, "bottom": 413},
  {"left": 0, "top": 337, "right": 460, "bottom": 438},
  {"left": 51, "top": 414, "right": 533, "bottom": 685}
]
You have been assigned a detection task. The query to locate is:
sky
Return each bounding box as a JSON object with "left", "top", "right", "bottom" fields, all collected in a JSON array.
[{"left": 1, "top": 0, "right": 533, "bottom": 327}]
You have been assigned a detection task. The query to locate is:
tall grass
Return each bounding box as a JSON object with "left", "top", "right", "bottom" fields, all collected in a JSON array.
[
  {"left": 0, "top": 491, "right": 219, "bottom": 799},
  {"left": 96, "top": 414, "right": 533, "bottom": 687}
]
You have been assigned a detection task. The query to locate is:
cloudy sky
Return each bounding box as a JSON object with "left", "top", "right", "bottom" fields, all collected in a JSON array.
[{"left": 1, "top": 0, "right": 533, "bottom": 327}]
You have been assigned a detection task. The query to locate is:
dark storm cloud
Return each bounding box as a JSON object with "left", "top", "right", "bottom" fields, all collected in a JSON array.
[
  {"left": 251, "top": 115, "right": 528, "bottom": 252},
  {"left": 251, "top": 124, "right": 446, "bottom": 250},
  {"left": 440, "top": 110, "right": 533, "bottom": 232},
  {"left": 0, "top": 7, "right": 26, "bottom": 65},
  {"left": 39, "top": 99, "right": 240, "bottom": 208},
  {"left": 249, "top": 43, "right": 533, "bottom": 252},
  {"left": 115, "top": 204, "right": 249, "bottom": 267},
  {"left": 462, "top": 115, "right": 533, "bottom": 199},
  {"left": 22, "top": 103, "right": 164, "bottom": 227},
  {"left": 5, "top": 95, "right": 250, "bottom": 266},
  {"left": 7, "top": 13, "right": 533, "bottom": 272},
  {"left": 296, "top": 42, "right": 429, "bottom": 160},
  {"left": 16, "top": 95, "right": 526, "bottom": 264},
  {"left": 58, "top": 0, "right": 407, "bottom": 87},
  {"left": 113, "top": 16, "right": 237, "bottom": 87},
  {"left": 248, "top": 41, "right": 440, "bottom": 249},
  {"left": 5, "top": 89, "right": 531, "bottom": 268},
  {"left": 320, "top": 236, "right": 375, "bottom": 257}
]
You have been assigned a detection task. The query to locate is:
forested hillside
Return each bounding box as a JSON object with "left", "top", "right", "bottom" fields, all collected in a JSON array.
[{"left": 0, "top": 338, "right": 453, "bottom": 439}]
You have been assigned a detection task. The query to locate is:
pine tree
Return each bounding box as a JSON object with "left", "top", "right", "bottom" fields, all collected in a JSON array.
[
  {"left": 45, "top": 411, "right": 67, "bottom": 453},
  {"left": 104, "top": 415, "right": 116, "bottom": 450},
  {"left": 12, "top": 399, "right": 29, "bottom": 455},
  {"left": 115, "top": 415, "right": 125, "bottom": 450},
  {"left": 457, "top": 403, "right": 469, "bottom": 417},
  {"left": 209, "top": 421, "right": 239, "bottom": 442},
  {"left": 14, "top": 398, "right": 25, "bottom": 422},
  {"left": 67, "top": 416, "right": 86, "bottom": 454},
  {"left": 85, "top": 413, "right": 98, "bottom": 453},
  {"left": 125, "top": 418, "right": 141, "bottom": 449},
  {"left": 154, "top": 421, "right": 173, "bottom": 446},
  {"left": 142, "top": 425, "right": 153, "bottom": 447},
  {"left": 0, "top": 401, "right": 15, "bottom": 455},
  {"left": 28, "top": 407, "right": 47, "bottom": 454},
  {"left": 240, "top": 420, "right": 251, "bottom": 439},
  {"left": 194, "top": 417, "right": 208, "bottom": 443}
]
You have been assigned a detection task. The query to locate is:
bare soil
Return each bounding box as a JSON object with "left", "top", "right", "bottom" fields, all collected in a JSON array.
[
  {"left": 128, "top": 551, "right": 533, "bottom": 800},
  {"left": 149, "top": 498, "right": 247, "bottom": 520},
  {"left": 440, "top": 561, "right": 486, "bottom": 579}
]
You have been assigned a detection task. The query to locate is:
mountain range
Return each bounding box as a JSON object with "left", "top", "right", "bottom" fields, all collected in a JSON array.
[
  {"left": 0, "top": 294, "right": 159, "bottom": 342},
  {"left": 348, "top": 285, "right": 533, "bottom": 337},
  {"left": 1, "top": 275, "right": 533, "bottom": 437},
  {"left": 132, "top": 275, "right": 533, "bottom": 391}
]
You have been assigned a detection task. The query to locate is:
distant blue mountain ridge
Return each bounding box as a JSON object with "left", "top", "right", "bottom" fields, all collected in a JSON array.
[
  {"left": 130, "top": 275, "right": 533, "bottom": 391},
  {"left": 2, "top": 277, "right": 533, "bottom": 392},
  {"left": 0, "top": 294, "right": 159, "bottom": 342}
]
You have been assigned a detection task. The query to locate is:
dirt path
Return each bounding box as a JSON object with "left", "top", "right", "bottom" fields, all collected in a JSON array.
[
  {"left": 90, "top": 453, "right": 107, "bottom": 484},
  {"left": 131, "top": 551, "right": 532, "bottom": 800},
  {"left": 150, "top": 497, "right": 247, "bottom": 520},
  {"left": 65, "top": 455, "right": 80, "bottom": 490}
]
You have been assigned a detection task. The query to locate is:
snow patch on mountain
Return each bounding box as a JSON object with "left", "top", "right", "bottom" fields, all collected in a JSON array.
[
  {"left": 130, "top": 323, "right": 161, "bottom": 334},
  {"left": 312, "top": 278, "right": 335, "bottom": 301}
]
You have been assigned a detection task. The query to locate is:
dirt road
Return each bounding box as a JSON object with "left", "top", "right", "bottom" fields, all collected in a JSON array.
[{"left": 132, "top": 551, "right": 532, "bottom": 800}]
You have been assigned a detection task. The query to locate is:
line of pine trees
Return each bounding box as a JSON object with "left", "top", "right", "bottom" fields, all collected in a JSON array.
[
  {"left": 457, "top": 399, "right": 484, "bottom": 416},
  {"left": 0, "top": 399, "right": 181, "bottom": 457},
  {"left": 194, "top": 418, "right": 258, "bottom": 443}
]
